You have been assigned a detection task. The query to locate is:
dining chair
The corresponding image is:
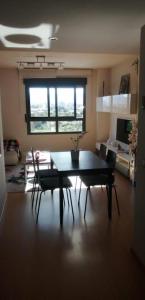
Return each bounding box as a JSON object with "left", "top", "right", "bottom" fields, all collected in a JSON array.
[
  {"left": 99, "top": 143, "right": 107, "bottom": 160},
  {"left": 78, "top": 149, "right": 120, "bottom": 218},
  {"left": 31, "top": 148, "right": 74, "bottom": 223},
  {"left": 30, "top": 148, "right": 58, "bottom": 209},
  {"left": 74, "top": 144, "right": 106, "bottom": 192}
]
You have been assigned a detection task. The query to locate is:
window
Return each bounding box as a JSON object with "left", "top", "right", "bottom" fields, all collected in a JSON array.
[{"left": 24, "top": 78, "right": 87, "bottom": 134}]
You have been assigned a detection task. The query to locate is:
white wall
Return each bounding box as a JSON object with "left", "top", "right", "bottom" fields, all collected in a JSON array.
[
  {"left": 96, "top": 68, "right": 111, "bottom": 97},
  {"left": 110, "top": 57, "right": 138, "bottom": 95},
  {"left": 133, "top": 25, "right": 145, "bottom": 266},
  {"left": 0, "top": 68, "right": 97, "bottom": 153}
]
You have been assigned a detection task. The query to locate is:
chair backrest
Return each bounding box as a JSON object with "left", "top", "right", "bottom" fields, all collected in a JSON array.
[
  {"left": 99, "top": 143, "right": 107, "bottom": 160},
  {"left": 106, "top": 149, "right": 116, "bottom": 169},
  {"left": 31, "top": 148, "right": 39, "bottom": 175}
]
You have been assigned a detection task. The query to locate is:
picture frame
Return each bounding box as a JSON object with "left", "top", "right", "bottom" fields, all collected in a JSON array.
[{"left": 119, "top": 74, "right": 130, "bottom": 94}]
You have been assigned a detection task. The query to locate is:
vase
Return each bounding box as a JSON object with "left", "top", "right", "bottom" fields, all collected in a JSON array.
[{"left": 71, "top": 150, "right": 79, "bottom": 161}]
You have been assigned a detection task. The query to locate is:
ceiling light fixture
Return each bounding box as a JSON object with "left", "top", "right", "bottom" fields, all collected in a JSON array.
[{"left": 17, "top": 55, "right": 64, "bottom": 70}]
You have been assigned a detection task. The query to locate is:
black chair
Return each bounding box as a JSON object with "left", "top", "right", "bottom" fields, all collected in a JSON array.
[
  {"left": 78, "top": 149, "right": 120, "bottom": 218},
  {"left": 31, "top": 149, "right": 58, "bottom": 208},
  {"left": 99, "top": 143, "right": 107, "bottom": 160},
  {"left": 31, "top": 148, "right": 74, "bottom": 223}
]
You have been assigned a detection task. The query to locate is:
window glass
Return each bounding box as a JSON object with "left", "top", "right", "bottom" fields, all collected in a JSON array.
[
  {"left": 76, "top": 88, "right": 84, "bottom": 118},
  {"left": 49, "top": 88, "right": 56, "bottom": 117},
  {"left": 30, "top": 121, "right": 56, "bottom": 133},
  {"left": 57, "top": 88, "right": 74, "bottom": 117},
  {"left": 29, "top": 88, "right": 48, "bottom": 117},
  {"left": 58, "top": 120, "right": 82, "bottom": 132},
  {"left": 25, "top": 79, "right": 86, "bottom": 134}
]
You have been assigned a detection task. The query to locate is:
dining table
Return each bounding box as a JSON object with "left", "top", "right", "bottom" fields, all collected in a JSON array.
[{"left": 50, "top": 150, "right": 114, "bottom": 228}]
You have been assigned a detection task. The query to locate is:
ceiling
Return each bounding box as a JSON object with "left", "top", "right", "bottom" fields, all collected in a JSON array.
[{"left": 0, "top": 0, "right": 144, "bottom": 69}]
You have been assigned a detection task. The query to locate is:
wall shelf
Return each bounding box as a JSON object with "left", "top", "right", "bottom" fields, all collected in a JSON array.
[
  {"left": 96, "top": 95, "right": 112, "bottom": 112},
  {"left": 96, "top": 93, "right": 137, "bottom": 114}
]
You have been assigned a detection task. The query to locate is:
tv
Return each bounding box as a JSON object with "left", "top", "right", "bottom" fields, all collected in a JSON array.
[{"left": 116, "top": 118, "right": 132, "bottom": 145}]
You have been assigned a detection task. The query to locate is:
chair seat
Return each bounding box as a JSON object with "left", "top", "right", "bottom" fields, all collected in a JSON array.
[
  {"left": 36, "top": 169, "right": 58, "bottom": 178},
  {"left": 39, "top": 176, "right": 72, "bottom": 191},
  {"left": 80, "top": 174, "right": 114, "bottom": 187}
]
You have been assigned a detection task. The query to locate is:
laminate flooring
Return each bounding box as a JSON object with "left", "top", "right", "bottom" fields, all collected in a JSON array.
[{"left": 0, "top": 172, "right": 145, "bottom": 300}]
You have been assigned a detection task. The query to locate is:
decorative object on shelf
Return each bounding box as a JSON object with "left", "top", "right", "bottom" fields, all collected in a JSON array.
[
  {"left": 70, "top": 131, "right": 87, "bottom": 161},
  {"left": 128, "top": 119, "right": 138, "bottom": 156},
  {"left": 132, "top": 58, "right": 139, "bottom": 74},
  {"left": 128, "top": 119, "right": 138, "bottom": 185},
  {"left": 119, "top": 74, "right": 130, "bottom": 94}
]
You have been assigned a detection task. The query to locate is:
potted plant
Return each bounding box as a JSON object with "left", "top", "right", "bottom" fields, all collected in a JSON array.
[{"left": 70, "top": 131, "right": 87, "bottom": 161}]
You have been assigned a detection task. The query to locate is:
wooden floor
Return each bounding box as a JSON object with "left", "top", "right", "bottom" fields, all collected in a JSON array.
[{"left": 0, "top": 172, "right": 145, "bottom": 299}]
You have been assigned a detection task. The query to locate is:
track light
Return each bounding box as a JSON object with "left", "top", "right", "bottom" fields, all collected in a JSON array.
[{"left": 17, "top": 56, "right": 64, "bottom": 70}]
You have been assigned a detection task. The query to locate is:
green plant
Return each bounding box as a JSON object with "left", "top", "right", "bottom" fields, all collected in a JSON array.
[
  {"left": 70, "top": 131, "right": 87, "bottom": 151},
  {"left": 128, "top": 120, "right": 138, "bottom": 155}
]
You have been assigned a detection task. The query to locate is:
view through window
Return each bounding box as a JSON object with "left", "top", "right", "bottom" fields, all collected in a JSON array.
[{"left": 24, "top": 78, "right": 86, "bottom": 134}]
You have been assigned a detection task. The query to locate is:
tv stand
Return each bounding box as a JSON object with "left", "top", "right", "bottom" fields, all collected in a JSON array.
[{"left": 116, "top": 152, "right": 130, "bottom": 177}]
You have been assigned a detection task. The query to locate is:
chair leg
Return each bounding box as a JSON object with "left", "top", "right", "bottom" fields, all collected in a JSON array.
[
  {"left": 31, "top": 176, "right": 37, "bottom": 209},
  {"left": 35, "top": 187, "right": 40, "bottom": 211},
  {"left": 31, "top": 188, "right": 35, "bottom": 209},
  {"left": 106, "top": 184, "right": 120, "bottom": 216},
  {"left": 65, "top": 188, "right": 70, "bottom": 206},
  {"left": 106, "top": 186, "right": 109, "bottom": 198},
  {"left": 84, "top": 188, "right": 89, "bottom": 219},
  {"left": 113, "top": 185, "right": 120, "bottom": 216},
  {"left": 36, "top": 191, "right": 43, "bottom": 223},
  {"left": 75, "top": 176, "right": 78, "bottom": 191},
  {"left": 68, "top": 188, "right": 74, "bottom": 221},
  {"left": 78, "top": 180, "right": 82, "bottom": 206}
]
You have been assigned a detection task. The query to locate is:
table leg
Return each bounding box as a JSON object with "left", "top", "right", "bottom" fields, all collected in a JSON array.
[
  {"left": 108, "top": 183, "right": 112, "bottom": 220},
  {"left": 59, "top": 176, "right": 64, "bottom": 228},
  {"left": 50, "top": 158, "right": 54, "bottom": 169},
  {"left": 24, "top": 164, "right": 27, "bottom": 183}
]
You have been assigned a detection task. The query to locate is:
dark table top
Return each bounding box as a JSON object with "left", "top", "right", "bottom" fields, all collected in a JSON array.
[{"left": 50, "top": 150, "right": 112, "bottom": 176}]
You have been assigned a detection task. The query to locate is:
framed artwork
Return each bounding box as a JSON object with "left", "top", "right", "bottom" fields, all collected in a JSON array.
[{"left": 119, "top": 74, "right": 130, "bottom": 94}]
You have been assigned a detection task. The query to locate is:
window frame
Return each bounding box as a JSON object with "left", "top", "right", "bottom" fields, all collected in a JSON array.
[{"left": 24, "top": 78, "right": 87, "bottom": 135}]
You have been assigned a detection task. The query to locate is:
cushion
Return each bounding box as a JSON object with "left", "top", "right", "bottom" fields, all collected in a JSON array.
[
  {"left": 3, "top": 139, "right": 21, "bottom": 165},
  {"left": 4, "top": 151, "right": 19, "bottom": 166}
]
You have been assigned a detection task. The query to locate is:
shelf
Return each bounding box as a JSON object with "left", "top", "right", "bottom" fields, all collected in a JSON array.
[
  {"left": 96, "top": 93, "right": 137, "bottom": 114},
  {"left": 96, "top": 95, "right": 112, "bottom": 112},
  {"left": 117, "top": 152, "right": 130, "bottom": 163}
]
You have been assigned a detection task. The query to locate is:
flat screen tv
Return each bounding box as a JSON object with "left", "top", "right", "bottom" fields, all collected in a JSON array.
[{"left": 116, "top": 118, "right": 132, "bottom": 145}]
